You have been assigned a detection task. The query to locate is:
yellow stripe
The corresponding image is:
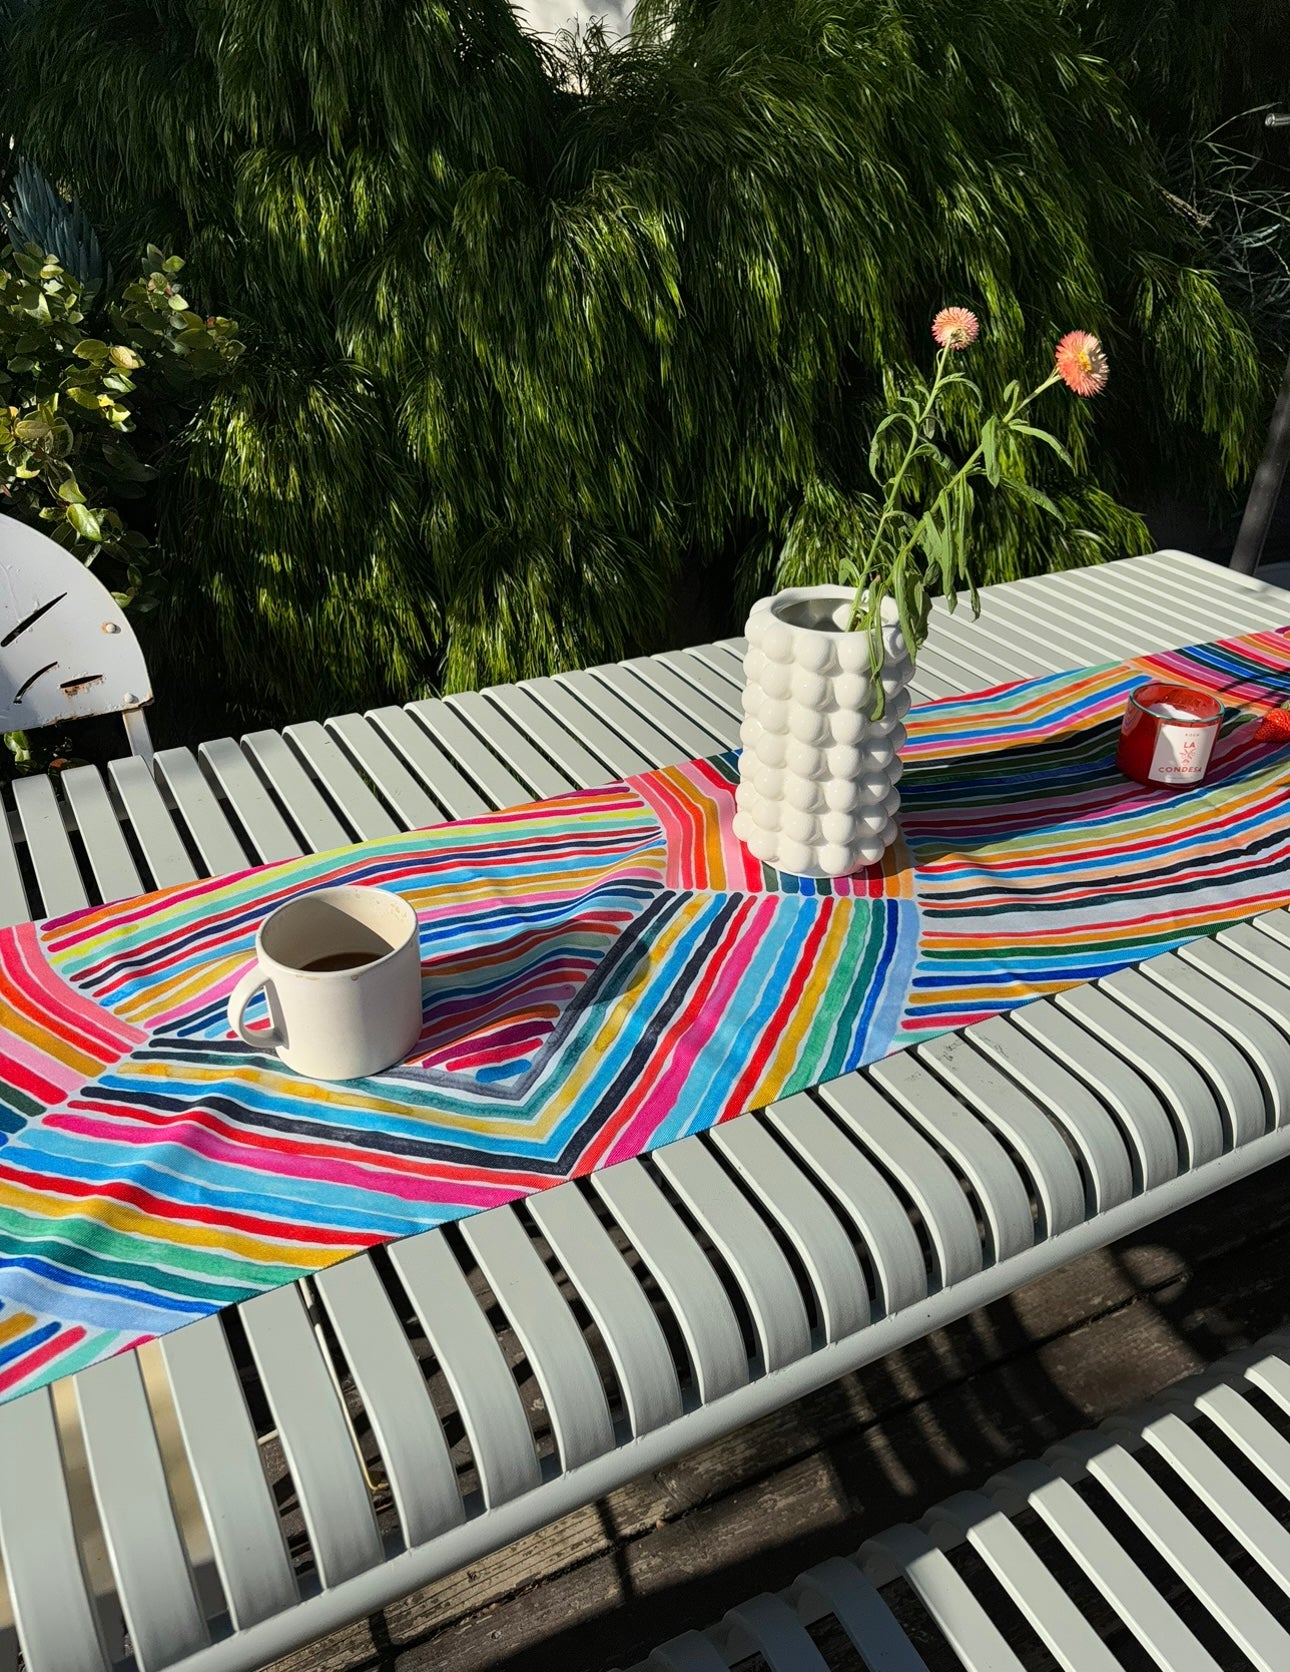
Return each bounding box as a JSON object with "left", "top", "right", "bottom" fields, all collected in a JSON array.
[{"left": 0, "top": 1309, "right": 35, "bottom": 1348}]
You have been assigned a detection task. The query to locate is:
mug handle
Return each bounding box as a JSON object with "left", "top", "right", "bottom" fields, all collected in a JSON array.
[{"left": 228, "top": 963, "right": 286, "bottom": 1051}]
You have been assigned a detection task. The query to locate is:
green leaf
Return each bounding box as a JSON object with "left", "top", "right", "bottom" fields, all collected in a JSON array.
[
  {"left": 56, "top": 477, "right": 86, "bottom": 504},
  {"left": 65, "top": 502, "right": 102, "bottom": 542},
  {"left": 982, "top": 416, "right": 1000, "bottom": 487},
  {"left": 72, "top": 338, "right": 109, "bottom": 361},
  {"left": 1008, "top": 420, "right": 1075, "bottom": 471},
  {"left": 66, "top": 385, "right": 103, "bottom": 409},
  {"left": 100, "top": 439, "right": 158, "bottom": 481},
  {"left": 108, "top": 345, "right": 144, "bottom": 370},
  {"left": 1005, "top": 477, "right": 1063, "bottom": 518}
]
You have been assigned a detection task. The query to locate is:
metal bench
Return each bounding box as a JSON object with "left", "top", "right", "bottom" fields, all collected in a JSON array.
[
  {"left": 621, "top": 1325, "right": 1290, "bottom": 1671},
  {"left": 1, "top": 549, "right": 1289, "bottom": 1672}
]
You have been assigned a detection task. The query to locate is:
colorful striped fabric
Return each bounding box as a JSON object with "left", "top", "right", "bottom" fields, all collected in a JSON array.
[{"left": 1, "top": 629, "right": 1288, "bottom": 1402}]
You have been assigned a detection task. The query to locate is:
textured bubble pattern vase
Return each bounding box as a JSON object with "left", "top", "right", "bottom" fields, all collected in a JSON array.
[{"left": 732, "top": 585, "right": 912, "bottom": 878}]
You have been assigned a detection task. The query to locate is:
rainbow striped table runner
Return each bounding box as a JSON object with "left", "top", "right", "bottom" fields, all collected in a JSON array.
[{"left": 1, "top": 628, "right": 1289, "bottom": 1403}]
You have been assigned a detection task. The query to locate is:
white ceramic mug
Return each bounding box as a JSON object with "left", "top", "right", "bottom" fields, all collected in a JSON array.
[{"left": 227, "top": 885, "right": 423, "bottom": 1080}]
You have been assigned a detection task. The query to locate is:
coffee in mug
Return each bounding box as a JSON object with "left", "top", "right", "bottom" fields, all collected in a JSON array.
[{"left": 227, "top": 885, "right": 422, "bottom": 1080}]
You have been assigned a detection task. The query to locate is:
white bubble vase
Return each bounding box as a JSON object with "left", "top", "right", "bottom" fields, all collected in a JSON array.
[{"left": 732, "top": 585, "right": 913, "bottom": 879}]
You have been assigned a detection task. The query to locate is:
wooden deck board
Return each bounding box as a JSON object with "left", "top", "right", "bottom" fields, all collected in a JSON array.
[{"left": 266, "top": 1155, "right": 1290, "bottom": 1672}]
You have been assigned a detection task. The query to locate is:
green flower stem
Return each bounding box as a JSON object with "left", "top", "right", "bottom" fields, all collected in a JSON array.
[
  {"left": 883, "top": 367, "right": 1066, "bottom": 591},
  {"left": 846, "top": 340, "right": 956, "bottom": 633}
]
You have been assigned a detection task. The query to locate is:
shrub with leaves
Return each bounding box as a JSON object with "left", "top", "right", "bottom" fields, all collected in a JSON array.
[
  {"left": 1, "top": 0, "right": 1277, "bottom": 728},
  {"left": 0, "top": 240, "right": 243, "bottom": 609}
]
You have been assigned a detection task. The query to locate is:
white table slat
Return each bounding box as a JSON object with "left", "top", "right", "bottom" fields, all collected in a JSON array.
[
  {"left": 438, "top": 691, "right": 573, "bottom": 801},
  {"left": 916, "top": 1034, "right": 1085, "bottom": 1239},
  {"left": 73, "top": 1351, "right": 210, "bottom": 1671},
  {"left": 966, "top": 1015, "right": 1133, "bottom": 1214},
  {"left": 1000, "top": 566, "right": 1155, "bottom": 649},
  {"left": 1192, "top": 1382, "right": 1290, "bottom": 1504},
  {"left": 388, "top": 1229, "right": 542, "bottom": 1508},
  {"left": 790, "top": 1558, "right": 932, "bottom": 1672},
  {"left": 158, "top": 1317, "right": 299, "bottom": 1630},
  {"left": 587, "top": 659, "right": 731, "bottom": 751},
  {"left": 563, "top": 667, "right": 712, "bottom": 761},
  {"left": 107, "top": 756, "right": 198, "bottom": 889},
  {"left": 312, "top": 1255, "right": 464, "bottom": 1548},
  {"left": 1098, "top": 963, "right": 1266, "bottom": 1147},
  {"left": 618, "top": 658, "right": 742, "bottom": 746},
  {"left": 592, "top": 1161, "right": 750, "bottom": 1404},
  {"left": 1134, "top": 956, "right": 1285, "bottom": 1134},
  {"left": 11, "top": 774, "right": 87, "bottom": 915},
  {"left": 720, "top": 1593, "right": 830, "bottom": 1670},
  {"left": 1174, "top": 940, "right": 1290, "bottom": 1125},
  {"left": 238, "top": 1285, "right": 384, "bottom": 1588},
  {"left": 1135, "top": 552, "right": 1290, "bottom": 625},
  {"left": 462, "top": 1207, "right": 616, "bottom": 1472},
  {"left": 900, "top": 623, "right": 1005, "bottom": 696},
  {"left": 766, "top": 1091, "right": 926, "bottom": 1318},
  {"left": 197, "top": 738, "right": 302, "bottom": 864},
  {"left": 1053, "top": 983, "right": 1225, "bottom": 1169},
  {"left": 922, "top": 605, "right": 1054, "bottom": 684},
  {"left": 684, "top": 642, "right": 749, "bottom": 686},
  {"left": 521, "top": 674, "right": 656, "bottom": 776},
  {"left": 992, "top": 1459, "right": 1224, "bottom": 1672},
  {"left": 240, "top": 730, "right": 351, "bottom": 852},
  {"left": 815, "top": 1076, "right": 982, "bottom": 1290},
  {"left": 59, "top": 766, "right": 141, "bottom": 904},
  {"left": 641, "top": 1633, "right": 731, "bottom": 1671},
  {"left": 867, "top": 1054, "right": 1035, "bottom": 1265},
  {"left": 712, "top": 1117, "right": 870, "bottom": 1342},
  {"left": 323, "top": 714, "right": 441, "bottom": 830},
  {"left": 0, "top": 794, "right": 30, "bottom": 927},
  {"left": 0, "top": 1389, "right": 111, "bottom": 1672},
  {"left": 1022, "top": 573, "right": 1168, "bottom": 661},
  {"left": 282, "top": 721, "right": 399, "bottom": 841},
  {"left": 1088, "top": 568, "right": 1265, "bottom": 645},
  {"left": 1011, "top": 1001, "right": 1179, "bottom": 1191},
  {"left": 1111, "top": 561, "right": 1288, "bottom": 638},
  {"left": 863, "top": 1525, "right": 1027, "bottom": 1672},
  {"left": 1133, "top": 1413, "right": 1290, "bottom": 1599},
  {"left": 651, "top": 1138, "right": 813, "bottom": 1374},
  {"left": 480, "top": 685, "right": 620, "bottom": 790},
  {"left": 366, "top": 705, "right": 491, "bottom": 821},
  {"left": 925, "top": 1491, "right": 1120, "bottom": 1672},
  {"left": 1105, "top": 556, "right": 1290, "bottom": 634},
  {"left": 1056, "top": 1432, "right": 1290, "bottom": 1672},
  {"left": 402, "top": 699, "right": 533, "bottom": 809},
  {"left": 1243, "top": 1351, "right": 1290, "bottom": 1424},
  {"left": 655, "top": 647, "right": 742, "bottom": 700},
  {"left": 925, "top": 597, "right": 1066, "bottom": 677},
  {"left": 966, "top": 585, "right": 1127, "bottom": 667},
  {"left": 152, "top": 748, "right": 249, "bottom": 878},
  {"left": 526, "top": 1183, "right": 683, "bottom": 1438}
]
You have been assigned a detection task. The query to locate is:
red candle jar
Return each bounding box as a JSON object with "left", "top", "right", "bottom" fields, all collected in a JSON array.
[{"left": 1116, "top": 681, "right": 1222, "bottom": 788}]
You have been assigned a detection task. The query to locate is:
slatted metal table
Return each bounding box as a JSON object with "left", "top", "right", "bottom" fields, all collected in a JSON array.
[{"left": 2, "top": 550, "right": 1290, "bottom": 1672}]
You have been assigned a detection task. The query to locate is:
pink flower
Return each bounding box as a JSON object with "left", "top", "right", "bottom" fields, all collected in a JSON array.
[
  {"left": 1054, "top": 330, "right": 1109, "bottom": 396},
  {"left": 931, "top": 306, "right": 980, "bottom": 350}
]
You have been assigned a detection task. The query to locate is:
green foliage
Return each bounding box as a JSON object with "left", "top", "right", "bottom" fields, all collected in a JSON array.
[
  {"left": 0, "top": 0, "right": 1277, "bottom": 728},
  {"left": 0, "top": 237, "right": 243, "bottom": 608}
]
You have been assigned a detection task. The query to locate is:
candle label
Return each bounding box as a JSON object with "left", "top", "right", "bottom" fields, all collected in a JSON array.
[{"left": 1149, "top": 720, "right": 1213, "bottom": 783}]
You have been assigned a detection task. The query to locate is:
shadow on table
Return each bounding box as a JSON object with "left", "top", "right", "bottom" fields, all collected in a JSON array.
[{"left": 390, "top": 1154, "right": 1290, "bottom": 1672}]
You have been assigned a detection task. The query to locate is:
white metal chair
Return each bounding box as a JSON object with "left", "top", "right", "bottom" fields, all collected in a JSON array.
[
  {"left": 622, "top": 1326, "right": 1290, "bottom": 1671},
  {"left": 0, "top": 513, "right": 154, "bottom": 768}
]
